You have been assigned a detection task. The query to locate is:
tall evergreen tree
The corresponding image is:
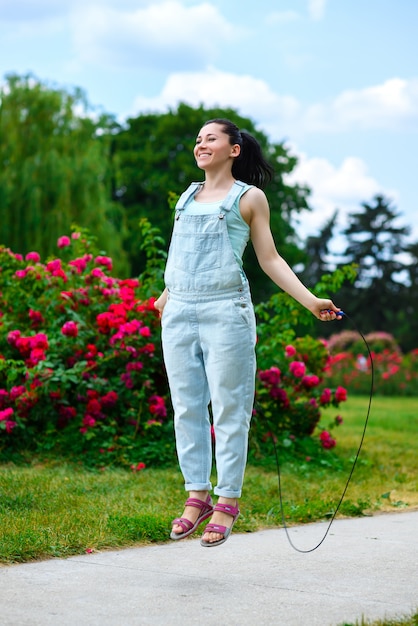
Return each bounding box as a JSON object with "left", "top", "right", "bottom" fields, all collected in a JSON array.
[
  {"left": 300, "top": 210, "right": 338, "bottom": 285},
  {"left": 394, "top": 241, "right": 418, "bottom": 350},
  {"left": 338, "top": 195, "right": 410, "bottom": 338}
]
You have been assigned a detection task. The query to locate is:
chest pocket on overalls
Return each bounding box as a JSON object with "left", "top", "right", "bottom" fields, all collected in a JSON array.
[{"left": 172, "top": 217, "right": 223, "bottom": 273}]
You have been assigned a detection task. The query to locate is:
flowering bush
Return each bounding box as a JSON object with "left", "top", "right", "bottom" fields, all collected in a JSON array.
[
  {"left": 0, "top": 225, "right": 353, "bottom": 467},
  {"left": 253, "top": 335, "right": 347, "bottom": 455},
  {"left": 325, "top": 333, "right": 418, "bottom": 396},
  {"left": 0, "top": 227, "right": 173, "bottom": 467}
]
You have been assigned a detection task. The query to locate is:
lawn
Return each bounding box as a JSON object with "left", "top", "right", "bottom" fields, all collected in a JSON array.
[{"left": 0, "top": 395, "right": 416, "bottom": 565}]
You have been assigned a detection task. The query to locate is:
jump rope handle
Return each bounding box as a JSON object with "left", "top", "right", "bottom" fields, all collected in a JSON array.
[{"left": 321, "top": 309, "right": 346, "bottom": 318}]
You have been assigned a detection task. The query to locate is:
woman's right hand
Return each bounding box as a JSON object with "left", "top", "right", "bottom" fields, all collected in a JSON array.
[{"left": 154, "top": 288, "right": 168, "bottom": 318}]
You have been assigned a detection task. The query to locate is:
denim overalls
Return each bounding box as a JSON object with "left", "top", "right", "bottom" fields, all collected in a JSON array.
[{"left": 161, "top": 181, "right": 257, "bottom": 498}]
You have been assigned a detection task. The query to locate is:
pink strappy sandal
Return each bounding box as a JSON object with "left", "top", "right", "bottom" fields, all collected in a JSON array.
[
  {"left": 200, "top": 502, "right": 240, "bottom": 547},
  {"left": 170, "top": 495, "right": 213, "bottom": 540}
]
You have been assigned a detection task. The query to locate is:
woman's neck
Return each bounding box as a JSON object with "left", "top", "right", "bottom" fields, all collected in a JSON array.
[
  {"left": 195, "top": 173, "right": 236, "bottom": 203},
  {"left": 201, "top": 171, "right": 235, "bottom": 193}
]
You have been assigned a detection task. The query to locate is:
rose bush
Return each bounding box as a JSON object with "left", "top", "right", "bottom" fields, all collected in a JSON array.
[
  {"left": 1, "top": 224, "right": 351, "bottom": 467},
  {"left": 324, "top": 331, "right": 418, "bottom": 396},
  {"left": 253, "top": 335, "right": 347, "bottom": 457},
  {"left": 0, "top": 227, "right": 173, "bottom": 467}
]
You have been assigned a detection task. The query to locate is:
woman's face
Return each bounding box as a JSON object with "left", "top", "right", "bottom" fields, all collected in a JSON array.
[{"left": 193, "top": 123, "right": 240, "bottom": 171}]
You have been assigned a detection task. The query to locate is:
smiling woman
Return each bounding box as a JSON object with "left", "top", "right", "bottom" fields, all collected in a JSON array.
[{"left": 154, "top": 116, "right": 342, "bottom": 547}]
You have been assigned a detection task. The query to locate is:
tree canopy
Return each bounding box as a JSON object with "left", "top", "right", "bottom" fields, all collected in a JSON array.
[{"left": 0, "top": 73, "right": 128, "bottom": 273}]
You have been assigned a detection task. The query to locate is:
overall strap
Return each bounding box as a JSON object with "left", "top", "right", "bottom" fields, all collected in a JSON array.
[
  {"left": 175, "top": 182, "right": 202, "bottom": 211},
  {"left": 219, "top": 180, "right": 248, "bottom": 213}
]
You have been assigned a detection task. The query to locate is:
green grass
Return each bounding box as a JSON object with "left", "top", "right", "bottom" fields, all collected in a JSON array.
[
  {"left": 0, "top": 396, "right": 417, "bottom": 564},
  {"left": 338, "top": 610, "right": 418, "bottom": 625}
]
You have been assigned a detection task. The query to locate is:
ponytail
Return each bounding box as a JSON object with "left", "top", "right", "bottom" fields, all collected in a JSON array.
[{"left": 203, "top": 118, "right": 274, "bottom": 189}]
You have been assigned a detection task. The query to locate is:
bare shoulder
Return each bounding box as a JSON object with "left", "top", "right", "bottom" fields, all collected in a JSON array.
[{"left": 239, "top": 186, "right": 269, "bottom": 224}]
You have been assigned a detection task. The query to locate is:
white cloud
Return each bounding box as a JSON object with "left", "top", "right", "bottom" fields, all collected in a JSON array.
[
  {"left": 286, "top": 152, "right": 399, "bottom": 243},
  {"left": 308, "top": 0, "right": 328, "bottom": 21},
  {"left": 303, "top": 78, "right": 418, "bottom": 133},
  {"left": 131, "top": 67, "right": 418, "bottom": 141},
  {"left": 71, "top": 2, "right": 239, "bottom": 70},
  {"left": 132, "top": 66, "right": 300, "bottom": 122}
]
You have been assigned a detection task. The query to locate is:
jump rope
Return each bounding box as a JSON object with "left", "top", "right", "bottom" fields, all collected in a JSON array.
[{"left": 259, "top": 309, "right": 374, "bottom": 553}]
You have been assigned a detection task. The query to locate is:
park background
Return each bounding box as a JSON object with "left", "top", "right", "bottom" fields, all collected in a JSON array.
[{"left": 0, "top": 6, "right": 417, "bottom": 609}]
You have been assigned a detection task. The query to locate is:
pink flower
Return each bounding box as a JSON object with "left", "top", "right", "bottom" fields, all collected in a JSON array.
[
  {"left": 95, "top": 255, "right": 113, "bottom": 270},
  {"left": 59, "top": 406, "right": 77, "bottom": 421},
  {"left": 259, "top": 366, "right": 281, "bottom": 386},
  {"left": 7, "top": 330, "right": 21, "bottom": 346},
  {"left": 25, "top": 251, "right": 40, "bottom": 262},
  {"left": 120, "top": 372, "right": 134, "bottom": 388},
  {"left": 5, "top": 420, "right": 17, "bottom": 433},
  {"left": 101, "top": 391, "right": 118, "bottom": 408},
  {"left": 335, "top": 386, "right": 347, "bottom": 402},
  {"left": 130, "top": 462, "right": 146, "bottom": 472},
  {"left": 319, "top": 430, "right": 336, "bottom": 449},
  {"left": 269, "top": 387, "right": 289, "bottom": 407},
  {"left": 90, "top": 267, "right": 104, "bottom": 278},
  {"left": 46, "top": 259, "right": 62, "bottom": 272},
  {"left": 82, "top": 414, "right": 96, "bottom": 427},
  {"left": 15, "top": 269, "right": 28, "bottom": 279},
  {"left": 9, "top": 386, "right": 26, "bottom": 401},
  {"left": 319, "top": 388, "right": 332, "bottom": 405},
  {"left": 71, "top": 232, "right": 81, "bottom": 240},
  {"left": 0, "top": 407, "right": 14, "bottom": 421},
  {"left": 29, "top": 309, "right": 44, "bottom": 327},
  {"left": 57, "top": 236, "right": 71, "bottom": 248},
  {"left": 30, "top": 333, "right": 49, "bottom": 350},
  {"left": 149, "top": 395, "right": 166, "bottom": 418},
  {"left": 61, "top": 321, "right": 78, "bottom": 337},
  {"left": 289, "top": 361, "right": 306, "bottom": 378},
  {"left": 86, "top": 398, "right": 102, "bottom": 416},
  {"left": 69, "top": 257, "right": 88, "bottom": 273},
  {"left": 139, "top": 326, "right": 151, "bottom": 338},
  {"left": 302, "top": 374, "right": 320, "bottom": 388},
  {"left": 28, "top": 348, "right": 46, "bottom": 365},
  {"left": 126, "top": 361, "right": 143, "bottom": 372},
  {"left": 285, "top": 345, "right": 296, "bottom": 357}
]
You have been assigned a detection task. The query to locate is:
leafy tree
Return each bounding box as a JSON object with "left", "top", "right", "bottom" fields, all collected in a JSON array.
[
  {"left": 111, "top": 103, "right": 312, "bottom": 301},
  {"left": 0, "top": 73, "right": 128, "bottom": 273}
]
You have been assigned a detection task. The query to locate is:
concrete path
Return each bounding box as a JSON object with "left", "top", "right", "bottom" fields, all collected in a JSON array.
[{"left": 1, "top": 511, "right": 417, "bottom": 626}]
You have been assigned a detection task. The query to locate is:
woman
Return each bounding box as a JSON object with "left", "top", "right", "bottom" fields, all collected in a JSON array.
[{"left": 154, "top": 118, "right": 341, "bottom": 547}]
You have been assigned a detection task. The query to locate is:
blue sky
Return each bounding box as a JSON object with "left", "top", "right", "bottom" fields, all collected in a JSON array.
[{"left": 1, "top": 0, "right": 417, "bottom": 246}]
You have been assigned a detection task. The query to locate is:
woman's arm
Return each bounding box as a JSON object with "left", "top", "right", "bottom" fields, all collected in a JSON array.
[{"left": 240, "top": 188, "right": 341, "bottom": 321}]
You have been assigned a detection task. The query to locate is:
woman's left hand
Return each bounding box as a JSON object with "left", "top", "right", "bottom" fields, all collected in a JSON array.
[{"left": 312, "top": 298, "right": 343, "bottom": 321}]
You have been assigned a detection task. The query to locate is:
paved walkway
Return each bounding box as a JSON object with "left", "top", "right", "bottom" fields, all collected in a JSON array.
[{"left": 1, "top": 511, "right": 417, "bottom": 626}]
